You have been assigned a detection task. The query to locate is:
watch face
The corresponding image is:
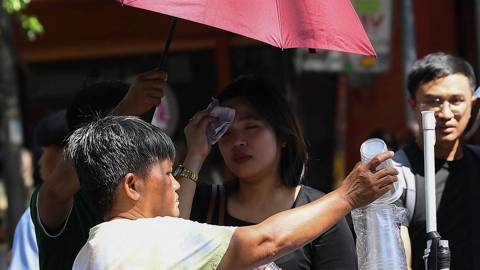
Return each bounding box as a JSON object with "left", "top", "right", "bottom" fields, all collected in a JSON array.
[{"left": 174, "top": 166, "right": 182, "bottom": 178}]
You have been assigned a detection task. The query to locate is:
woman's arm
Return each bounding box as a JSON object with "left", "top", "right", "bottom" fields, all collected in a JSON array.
[{"left": 178, "top": 110, "right": 216, "bottom": 219}]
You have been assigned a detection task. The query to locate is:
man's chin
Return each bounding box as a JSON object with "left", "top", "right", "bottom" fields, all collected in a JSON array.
[{"left": 436, "top": 132, "right": 460, "bottom": 144}]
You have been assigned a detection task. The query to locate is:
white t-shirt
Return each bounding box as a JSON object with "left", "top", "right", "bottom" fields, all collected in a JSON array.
[
  {"left": 73, "top": 217, "right": 236, "bottom": 270},
  {"left": 8, "top": 208, "right": 39, "bottom": 270}
]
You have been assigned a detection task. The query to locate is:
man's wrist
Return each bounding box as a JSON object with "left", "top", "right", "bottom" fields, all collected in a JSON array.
[{"left": 332, "top": 188, "right": 355, "bottom": 212}]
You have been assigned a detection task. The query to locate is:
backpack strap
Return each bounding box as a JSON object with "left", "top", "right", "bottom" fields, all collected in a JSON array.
[
  {"left": 395, "top": 144, "right": 480, "bottom": 225},
  {"left": 465, "top": 144, "right": 480, "bottom": 157},
  {"left": 206, "top": 185, "right": 218, "bottom": 224},
  {"left": 464, "top": 144, "right": 480, "bottom": 268},
  {"left": 393, "top": 149, "right": 416, "bottom": 224},
  {"left": 206, "top": 184, "right": 226, "bottom": 225}
]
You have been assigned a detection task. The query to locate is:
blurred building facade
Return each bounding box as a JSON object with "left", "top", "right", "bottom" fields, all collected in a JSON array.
[{"left": 7, "top": 0, "right": 480, "bottom": 199}]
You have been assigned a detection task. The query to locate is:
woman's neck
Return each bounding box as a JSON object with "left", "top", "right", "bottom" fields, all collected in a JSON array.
[
  {"left": 228, "top": 175, "right": 300, "bottom": 223},
  {"left": 235, "top": 171, "right": 285, "bottom": 199}
]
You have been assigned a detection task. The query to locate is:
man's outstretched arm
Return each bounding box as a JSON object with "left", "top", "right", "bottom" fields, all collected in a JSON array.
[{"left": 219, "top": 151, "right": 398, "bottom": 270}]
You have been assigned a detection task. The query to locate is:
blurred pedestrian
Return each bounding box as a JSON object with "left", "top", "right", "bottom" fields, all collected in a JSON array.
[
  {"left": 8, "top": 110, "right": 68, "bottom": 270},
  {"left": 394, "top": 52, "right": 480, "bottom": 270},
  {"left": 30, "top": 69, "right": 168, "bottom": 270}
]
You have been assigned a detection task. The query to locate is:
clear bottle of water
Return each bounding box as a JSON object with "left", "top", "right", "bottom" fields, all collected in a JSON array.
[
  {"left": 352, "top": 204, "right": 407, "bottom": 270},
  {"left": 353, "top": 138, "right": 408, "bottom": 270}
]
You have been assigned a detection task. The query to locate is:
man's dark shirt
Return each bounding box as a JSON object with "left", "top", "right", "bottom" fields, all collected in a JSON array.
[
  {"left": 30, "top": 187, "right": 101, "bottom": 270},
  {"left": 396, "top": 143, "right": 479, "bottom": 270}
]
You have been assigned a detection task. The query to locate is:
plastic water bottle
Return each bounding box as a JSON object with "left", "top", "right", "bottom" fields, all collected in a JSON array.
[
  {"left": 353, "top": 204, "right": 407, "bottom": 270},
  {"left": 352, "top": 138, "right": 407, "bottom": 270}
]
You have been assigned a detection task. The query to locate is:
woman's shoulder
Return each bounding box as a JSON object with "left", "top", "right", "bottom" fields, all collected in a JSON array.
[{"left": 295, "top": 185, "right": 326, "bottom": 205}]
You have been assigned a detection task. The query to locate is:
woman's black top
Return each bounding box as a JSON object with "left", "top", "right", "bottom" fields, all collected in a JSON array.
[{"left": 191, "top": 183, "right": 357, "bottom": 270}]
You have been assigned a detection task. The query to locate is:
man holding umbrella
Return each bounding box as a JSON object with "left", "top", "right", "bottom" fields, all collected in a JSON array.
[{"left": 30, "top": 69, "right": 167, "bottom": 270}]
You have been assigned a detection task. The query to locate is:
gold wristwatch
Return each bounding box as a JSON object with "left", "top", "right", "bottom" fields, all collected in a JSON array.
[{"left": 174, "top": 165, "right": 198, "bottom": 182}]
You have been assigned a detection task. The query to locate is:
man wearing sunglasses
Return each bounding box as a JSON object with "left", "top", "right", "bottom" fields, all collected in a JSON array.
[{"left": 394, "top": 52, "right": 480, "bottom": 270}]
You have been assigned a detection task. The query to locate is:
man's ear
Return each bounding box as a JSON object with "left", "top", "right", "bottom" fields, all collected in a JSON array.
[
  {"left": 122, "top": 173, "right": 141, "bottom": 201},
  {"left": 472, "top": 95, "right": 477, "bottom": 103}
]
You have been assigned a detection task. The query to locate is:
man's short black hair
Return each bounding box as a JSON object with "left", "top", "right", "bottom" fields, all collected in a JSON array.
[
  {"left": 407, "top": 52, "right": 476, "bottom": 100},
  {"left": 66, "top": 80, "right": 129, "bottom": 131},
  {"left": 65, "top": 116, "right": 176, "bottom": 217}
]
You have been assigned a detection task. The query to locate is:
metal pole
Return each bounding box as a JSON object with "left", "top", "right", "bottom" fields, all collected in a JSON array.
[
  {"left": 332, "top": 74, "right": 348, "bottom": 188},
  {"left": 422, "top": 111, "right": 450, "bottom": 270},
  {"left": 401, "top": 0, "right": 417, "bottom": 128},
  {"left": 422, "top": 111, "right": 436, "bottom": 233},
  {"left": 476, "top": 0, "right": 480, "bottom": 74}
]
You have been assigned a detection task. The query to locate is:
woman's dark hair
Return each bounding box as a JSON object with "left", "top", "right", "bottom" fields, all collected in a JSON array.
[
  {"left": 65, "top": 116, "right": 176, "bottom": 217},
  {"left": 217, "top": 75, "right": 307, "bottom": 187},
  {"left": 407, "top": 52, "right": 476, "bottom": 100}
]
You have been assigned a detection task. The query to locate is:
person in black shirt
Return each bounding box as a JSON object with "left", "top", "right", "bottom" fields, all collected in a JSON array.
[
  {"left": 178, "top": 75, "right": 357, "bottom": 269},
  {"left": 394, "top": 52, "right": 480, "bottom": 270},
  {"left": 31, "top": 70, "right": 168, "bottom": 270}
]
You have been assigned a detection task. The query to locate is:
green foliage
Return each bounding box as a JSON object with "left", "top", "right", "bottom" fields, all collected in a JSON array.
[
  {"left": 3, "top": 0, "right": 30, "bottom": 13},
  {"left": 3, "top": 0, "right": 44, "bottom": 41}
]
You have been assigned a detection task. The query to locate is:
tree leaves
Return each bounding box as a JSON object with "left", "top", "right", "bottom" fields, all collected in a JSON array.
[{"left": 3, "top": 0, "right": 44, "bottom": 41}]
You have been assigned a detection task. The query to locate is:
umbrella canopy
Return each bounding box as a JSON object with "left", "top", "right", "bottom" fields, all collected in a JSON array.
[{"left": 120, "top": 0, "right": 376, "bottom": 56}]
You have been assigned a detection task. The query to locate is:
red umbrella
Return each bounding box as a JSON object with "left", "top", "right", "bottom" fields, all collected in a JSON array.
[{"left": 119, "top": 0, "right": 376, "bottom": 57}]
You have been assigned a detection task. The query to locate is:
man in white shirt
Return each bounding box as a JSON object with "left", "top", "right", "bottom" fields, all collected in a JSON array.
[{"left": 67, "top": 115, "right": 397, "bottom": 270}]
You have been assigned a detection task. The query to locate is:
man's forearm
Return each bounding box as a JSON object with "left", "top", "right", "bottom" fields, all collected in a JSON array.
[
  {"left": 221, "top": 189, "right": 353, "bottom": 269},
  {"left": 220, "top": 151, "right": 397, "bottom": 269},
  {"left": 257, "top": 189, "right": 353, "bottom": 258}
]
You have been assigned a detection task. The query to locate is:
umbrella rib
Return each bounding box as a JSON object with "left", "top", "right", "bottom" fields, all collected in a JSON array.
[
  {"left": 274, "top": 0, "right": 283, "bottom": 49},
  {"left": 121, "top": 0, "right": 140, "bottom": 5}
]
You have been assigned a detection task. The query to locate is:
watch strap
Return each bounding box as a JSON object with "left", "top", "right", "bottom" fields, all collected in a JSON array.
[{"left": 174, "top": 165, "right": 198, "bottom": 182}]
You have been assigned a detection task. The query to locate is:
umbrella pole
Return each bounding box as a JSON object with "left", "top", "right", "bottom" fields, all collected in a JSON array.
[
  {"left": 159, "top": 17, "right": 178, "bottom": 69},
  {"left": 146, "top": 18, "right": 177, "bottom": 124}
]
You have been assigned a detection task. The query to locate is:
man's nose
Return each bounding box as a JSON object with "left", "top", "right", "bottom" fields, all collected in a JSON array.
[
  {"left": 172, "top": 176, "right": 180, "bottom": 190},
  {"left": 437, "top": 101, "right": 454, "bottom": 119}
]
